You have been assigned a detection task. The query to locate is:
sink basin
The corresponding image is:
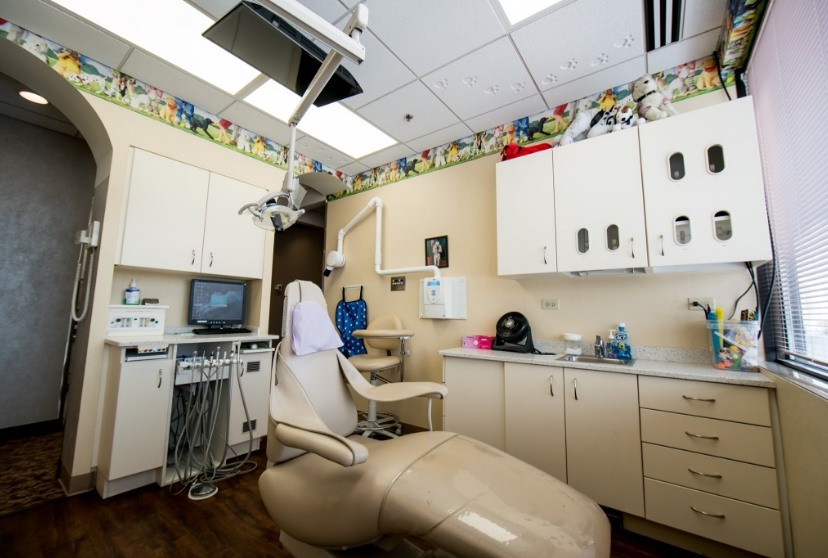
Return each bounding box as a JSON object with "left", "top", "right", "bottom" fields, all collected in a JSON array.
[{"left": 557, "top": 354, "right": 635, "bottom": 366}]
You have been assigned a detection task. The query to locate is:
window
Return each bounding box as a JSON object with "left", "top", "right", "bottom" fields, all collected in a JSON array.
[{"left": 748, "top": 0, "right": 828, "bottom": 381}]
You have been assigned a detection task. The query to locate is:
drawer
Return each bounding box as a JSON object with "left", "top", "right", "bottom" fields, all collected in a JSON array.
[
  {"left": 641, "top": 409, "right": 775, "bottom": 467},
  {"left": 645, "top": 478, "right": 783, "bottom": 558},
  {"left": 639, "top": 376, "right": 771, "bottom": 426},
  {"left": 642, "top": 443, "right": 779, "bottom": 509}
]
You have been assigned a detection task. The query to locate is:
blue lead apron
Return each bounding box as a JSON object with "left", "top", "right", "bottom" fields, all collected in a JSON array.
[{"left": 335, "top": 287, "right": 367, "bottom": 358}]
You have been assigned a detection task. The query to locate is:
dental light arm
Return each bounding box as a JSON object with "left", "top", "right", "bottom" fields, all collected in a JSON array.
[
  {"left": 324, "top": 197, "right": 441, "bottom": 281},
  {"left": 227, "top": 1, "right": 368, "bottom": 231}
]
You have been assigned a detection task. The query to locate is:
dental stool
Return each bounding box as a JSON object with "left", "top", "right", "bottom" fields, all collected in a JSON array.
[
  {"left": 260, "top": 281, "right": 610, "bottom": 558},
  {"left": 349, "top": 315, "right": 412, "bottom": 437}
]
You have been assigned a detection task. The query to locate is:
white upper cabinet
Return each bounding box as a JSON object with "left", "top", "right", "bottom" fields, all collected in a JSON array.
[
  {"left": 496, "top": 149, "right": 556, "bottom": 275},
  {"left": 121, "top": 148, "right": 267, "bottom": 279},
  {"left": 639, "top": 96, "right": 772, "bottom": 267},
  {"left": 121, "top": 148, "right": 209, "bottom": 273},
  {"left": 202, "top": 174, "right": 266, "bottom": 279},
  {"left": 553, "top": 127, "right": 647, "bottom": 272}
]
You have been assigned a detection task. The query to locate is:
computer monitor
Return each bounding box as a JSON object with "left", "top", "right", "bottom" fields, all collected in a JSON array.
[{"left": 188, "top": 278, "right": 247, "bottom": 333}]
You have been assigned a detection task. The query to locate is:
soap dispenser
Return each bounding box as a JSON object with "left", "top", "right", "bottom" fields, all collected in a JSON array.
[
  {"left": 615, "top": 323, "right": 631, "bottom": 361},
  {"left": 125, "top": 279, "right": 140, "bottom": 305}
]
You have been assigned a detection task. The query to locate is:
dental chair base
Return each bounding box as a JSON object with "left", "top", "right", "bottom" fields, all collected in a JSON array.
[{"left": 260, "top": 431, "right": 610, "bottom": 558}]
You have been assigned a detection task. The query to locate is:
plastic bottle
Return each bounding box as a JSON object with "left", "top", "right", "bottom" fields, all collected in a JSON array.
[
  {"left": 615, "top": 323, "right": 631, "bottom": 361},
  {"left": 124, "top": 279, "right": 140, "bottom": 305},
  {"left": 606, "top": 330, "right": 617, "bottom": 359}
]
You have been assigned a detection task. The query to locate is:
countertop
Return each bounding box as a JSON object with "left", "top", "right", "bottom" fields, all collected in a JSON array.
[
  {"left": 105, "top": 331, "right": 279, "bottom": 347},
  {"left": 440, "top": 347, "right": 776, "bottom": 388}
]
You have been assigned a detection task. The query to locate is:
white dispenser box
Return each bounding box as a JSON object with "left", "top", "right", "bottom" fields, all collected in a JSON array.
[
  {"left": 419, "top": 277, "right": 467, "bottom": 319},
  {"left": 107, "top": 305, "right": 167, "bottom": 336}
]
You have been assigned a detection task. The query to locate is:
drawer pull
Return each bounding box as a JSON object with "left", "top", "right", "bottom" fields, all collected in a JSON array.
[
  {"left": 685, "top": 431, "right": 719, "bottom": 440},
  {"left": 688, "top": 468, "right": 723, "bottom": 479},
  {"left": 549, "top": 375, "right": 554, "bottom": 397},
  {"left": 682, "top": 395, "right": 716, "bottom": 403},
  {"left": 691, "top": 506, "right": 726, "bottom": 519}
]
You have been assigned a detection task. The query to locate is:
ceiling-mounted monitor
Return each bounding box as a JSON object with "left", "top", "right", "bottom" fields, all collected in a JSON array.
[{"left": 203, "top": 1, "right": 362, "bottom": 106}]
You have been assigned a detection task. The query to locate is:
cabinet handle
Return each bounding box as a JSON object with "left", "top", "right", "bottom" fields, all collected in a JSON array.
[
  {"left": 543, "top": 245, "right": 547, "bottom": 265},
  {"left": 573, "top": 378, "right": 578, "bottom": 401},
  {"left": 630, "top": 237, "right": 635, "bottom": 259},
  {"left": 682, "top": 395, "right": 716, "bottom": 403},
  {"left": 209, "top": 252, "right": 214, "bottom": 267},
  {"left": 685, "top": 431, "right": 719, "bottom": 440},
  {"left": 157, "top": 368, "right": 163, "bottom": 389},
  {"left": 690, "top": 506, "right": 726, "bottom": 519},
  {"left": 688, "top": 467, "right": 723, "bottom": 479},
  {"left": 191, "top": 249, "right": 196, "bottom": 265},
  {"left": 659, "top": 234, "right": 665, "bottom": 256},
  {"left": 549, "top": 375, "right": 554, "bottom": 397}
]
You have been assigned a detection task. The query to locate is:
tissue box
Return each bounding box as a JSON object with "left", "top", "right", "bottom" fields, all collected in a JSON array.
[
  {"left": 708, "top": 320, "right": 760, "bottom": 371},
  {"left": 462, "top": 335, "right": 493, "bottom": 350}
]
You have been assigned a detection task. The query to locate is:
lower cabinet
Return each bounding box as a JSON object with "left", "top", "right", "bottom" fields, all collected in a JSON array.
[
  {"left": 639, "top": 376, "right": 784, "bottom": 558},
  {"left": 218, "top": 350, "right": 273, "bottom": 447},
  {"left": 442, "top": 358, "right": 644, "bottom": 515}
]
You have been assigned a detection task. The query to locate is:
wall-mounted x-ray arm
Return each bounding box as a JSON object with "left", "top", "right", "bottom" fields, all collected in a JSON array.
[
  {"left": 324, "top": 197, "right": 441, "bottom": 282},
  {"left": 210, "top": 1, "right": 368, "bottom": 231}
]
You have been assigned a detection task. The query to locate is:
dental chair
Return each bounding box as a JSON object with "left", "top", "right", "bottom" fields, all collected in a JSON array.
[
  {"left": 259, "top": 280, "right": 610, "bottom": 558},
  {"left": 350, "top": 315, "right": 413, "bottom": 437}
]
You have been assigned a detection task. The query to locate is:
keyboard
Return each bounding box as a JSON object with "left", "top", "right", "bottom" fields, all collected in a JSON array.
[{"left": 193, "top": 327, "right": 252, "bottom": 335}]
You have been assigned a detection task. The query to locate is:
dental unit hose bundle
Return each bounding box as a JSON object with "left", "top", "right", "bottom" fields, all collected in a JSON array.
[{"left": 170, "top": 344, "right": 257, "bottom": 500}]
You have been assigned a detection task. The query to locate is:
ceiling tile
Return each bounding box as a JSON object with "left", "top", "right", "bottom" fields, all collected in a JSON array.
[
  {"left": 187, "top": 0, "right": 239, "bottom": 19},
  {"left": 364, "top": 0, "right": 506, "bottom": 75},
  {"left": 358, "top": 80, "right": 459, "bottom": 143},
  {"left": 2, "top": 0, "right": 131, "bottom": 69},
  {"left": 647, "top": 29, "right": 720, "bottom": 75},
  {"left": 511, "top": 0, "right": 645, "bottom": 91},
  {"left": 219, "top": 101, "right": 292, "bottom": 145},
  {"left": 295, "top": 135, "right": 356, "bottom": 169},
  {"left": 339, "top": 160, "right": 371, "bottom": 176},
  {"left": 120, "top": 50, "right": 235, "bottom": 116},
  {"left": 541, "top": 56, "right": 646, "bottom": 108},
  {"left": 405, "top": 122, "right": 474, "bottom": 154},
  {"left": 465, "top": 94, "right": 548, "bottom": 134},
  {"left": 422, "top": 37, "right": 538, "bottom": 120},
  {"left": 340, "top": 30, "right": 417, "bottom": 109}
]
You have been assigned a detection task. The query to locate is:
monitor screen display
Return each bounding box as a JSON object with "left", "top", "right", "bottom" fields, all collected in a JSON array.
[{"left": 188, "top": 279, "right": 247, "bottom": 327}]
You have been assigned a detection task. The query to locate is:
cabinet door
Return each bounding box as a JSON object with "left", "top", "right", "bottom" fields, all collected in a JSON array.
[
  {"left": 553, "top": 128, "right": 648, "bottom": 272},
  {"left": 202, "top": 174, "right": 267, "bottom": 279},
  {"left": 443, "top": 357, "right": 504, "bottom": 449},
  {"left": 639, "top": 96, "right": 771, "bottom": 266},
  {"left": 121, "top": 149, "right": 209, "bottom": 272},
  {"left": 565, "top": 368, "right": 643, "bottom": 515},
  {"left": 504, "top": 363, "right": 566, "bottom": 481},
  {"left": 225, "top": 351, "right": 273, "bottom": 446},
  {"left": 495, "top": 149, "right": 556, "bottom": 275},
  {"left": 109, "top": 359, "right": 173, "bottom": 480}
]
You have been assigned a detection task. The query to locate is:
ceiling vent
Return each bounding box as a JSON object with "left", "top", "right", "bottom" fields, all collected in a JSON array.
[{"left": 645, "top": 0, "right": 684, "bottom": 51}]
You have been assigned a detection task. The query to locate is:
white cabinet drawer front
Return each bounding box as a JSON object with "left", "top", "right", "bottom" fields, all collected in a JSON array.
[
  {"left": 641, "top": 409, "right": 775, "bottom": 466},
  {"left": 645, "top": 478, "right": 783, "bottom": 558},
  {"left": 642, "top": 443, "right": 779, "bottom": 509},
  {"left": 639, "top": 376, "right": 771, "bottom": 426}
]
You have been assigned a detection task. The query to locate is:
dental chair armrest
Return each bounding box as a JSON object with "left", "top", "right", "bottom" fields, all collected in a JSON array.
[
  {"left": 274, "top": 423, "right": 369, "bottom": 467},
  {"left": 336, "top": 351, "right": 447, "bottom": 402}
]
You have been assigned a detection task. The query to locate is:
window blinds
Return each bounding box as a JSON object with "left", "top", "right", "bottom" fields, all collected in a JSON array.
[{"left": 747, "top": 0, "right": 828, "bottom": 378}]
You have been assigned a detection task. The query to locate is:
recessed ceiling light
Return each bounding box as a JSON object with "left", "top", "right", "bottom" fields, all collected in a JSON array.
[
  {"left": 245, "top": 80, "right": 397, "bottom": 159},
  {"left": 497, "top": 0, "right": 565, "bottom": 25},
  {"left": 51, "top": 0, "right": 260, "bottom": 94},
  {"left": 19, "top": 91, "right": 49, "bottom": 104}
]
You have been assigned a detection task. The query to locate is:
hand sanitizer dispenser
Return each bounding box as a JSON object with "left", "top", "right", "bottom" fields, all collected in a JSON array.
[{"left": 419, "top": 277, "right": 467, "bottom": 319}]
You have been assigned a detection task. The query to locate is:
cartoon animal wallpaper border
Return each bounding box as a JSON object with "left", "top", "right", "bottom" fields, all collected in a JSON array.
[{"left": 1, "top": 18, "right": 730, "bottom": 202}]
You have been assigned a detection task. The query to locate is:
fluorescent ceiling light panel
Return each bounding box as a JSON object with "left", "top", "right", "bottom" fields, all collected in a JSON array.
[
  {"left": 498, "top": 0, "right": 565, "bottom": 25},
  {"left": 246, "top": 80, "right": 397, "bottom": 159},
  {"left": 51, "top": 0, "right": 260, "bottom": 94}
]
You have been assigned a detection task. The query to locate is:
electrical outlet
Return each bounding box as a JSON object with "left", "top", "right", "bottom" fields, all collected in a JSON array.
[
  {"left": 687, "top": 297, "right": 715, "bottom": 311},
  {"left": 541, "top": 299, "right": 559, "bottom": 310}
]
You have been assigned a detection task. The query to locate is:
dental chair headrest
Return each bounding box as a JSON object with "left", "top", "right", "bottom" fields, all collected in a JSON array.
[{"left": 291, "top": 300, "right": 344, "bottom": 356}]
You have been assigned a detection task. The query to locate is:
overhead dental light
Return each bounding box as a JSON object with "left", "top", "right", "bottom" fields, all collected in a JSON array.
[{"left": 204, "top": 0, "right": 368, "bottom": 232}]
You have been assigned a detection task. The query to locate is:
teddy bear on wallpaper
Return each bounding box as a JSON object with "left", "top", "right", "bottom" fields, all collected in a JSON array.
[{"left": 632, "top": 74, "right": 679, "bottom": 121}]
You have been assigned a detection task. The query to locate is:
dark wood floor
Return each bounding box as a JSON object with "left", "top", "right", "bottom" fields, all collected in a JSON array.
[{"left": 0, "top": 446, "right": 697, "bottom": 557}]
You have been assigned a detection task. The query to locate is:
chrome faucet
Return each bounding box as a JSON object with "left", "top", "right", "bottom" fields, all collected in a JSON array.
[{"left": 594, "top": 335, "right": 605, "bottom": 358}]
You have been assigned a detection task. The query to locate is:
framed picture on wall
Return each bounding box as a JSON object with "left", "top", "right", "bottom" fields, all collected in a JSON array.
[{"left": 425, "top": 236, "right": 448, "bottom": 268}]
